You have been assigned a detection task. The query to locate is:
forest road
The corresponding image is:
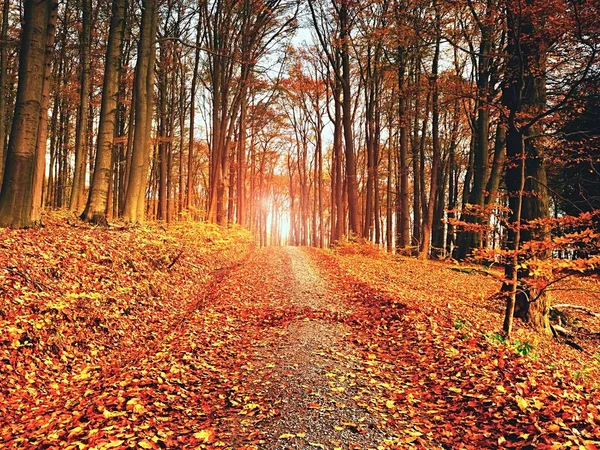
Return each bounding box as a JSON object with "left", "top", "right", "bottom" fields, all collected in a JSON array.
[{"left": 211, "top": 246, "right": 392, "bottom": 449}]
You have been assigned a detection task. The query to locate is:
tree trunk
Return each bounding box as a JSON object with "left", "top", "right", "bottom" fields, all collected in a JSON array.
[
  {"left": 187, "top": 8, "right": 201, "bottom": 212},
  {"left": 457, "top": 15, "right": 493, "bottom": 259},
  {"left": 82, "top": 0, "right": 126, "bottom": 225},
  {"left": 0, "top": 0, "right": 9, "bottom": 188},
  {"left": 123, "top": 0, "right": 157, "bottom": 223},
  {"left": 0, "top": 0, "right": 56, "bottom": 228},
  {"left": 502, "top": 0, "right": 551, "bottom": 335},
  {"left": 332, "top": 76, "right": 344, "bottom": 242},
  {"left": 340, "top": 0, "right": 359, "bottom": 236},
  {"left": 485, "top": 123, "right": 506, "bottom": 207},
  {"left": 70, "top": 0, "right": 92, "bottom": 212},
  {"left": 30, "top": 0, "right": 58, "bottom": 224},
  {"left": 419, "top": 10, "right": 441, "bottom": 260},
  {"left": 411, "top": 60, "right": 422, "bottom": 251},
  {"left": 397, "top": 48, "right": 410, "bottom": 249}
]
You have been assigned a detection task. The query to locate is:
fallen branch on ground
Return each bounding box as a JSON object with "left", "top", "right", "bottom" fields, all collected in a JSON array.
[{"left": 551, "top": 304, "right": 600, "bottom": 318}]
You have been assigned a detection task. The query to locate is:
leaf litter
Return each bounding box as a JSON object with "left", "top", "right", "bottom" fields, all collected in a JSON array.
[{"left": 1, "top": 218, "right": 599, "bottom": 449}]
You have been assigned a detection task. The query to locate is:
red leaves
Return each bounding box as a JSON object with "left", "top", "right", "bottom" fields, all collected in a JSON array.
[
  {"left": 309, "top": 246, "right": 600, "bottom": 448},
  {"left": 0, "top": 216, "right": 253, "bottom": 447},
  {"left": 2, "top": 217, "right": 599, "bottom": 447}
]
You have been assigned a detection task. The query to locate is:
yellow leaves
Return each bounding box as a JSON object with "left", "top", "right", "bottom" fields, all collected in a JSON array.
[
  {"left": 515, "top": 395, "right": 544, "bottom": 411},
  {"left": 193, "top": 429, "right": 216, "bottom": 443},
  {"left": 386, "top": 399, "right": 395, "bottom": 409},
  {"left": 516, "top": 395, "right": 529, "bottom": 411},
  {"left": 126, "top": 397, "right": 146, "bottom": 415},
  {"left": 496, "top": 385, "right": 506, "bottom": 393},
  {"left": 238, "top": 402, "right": 260, "bottom": 415},
  {"left": 68, "top": 426, "right": 83, "bottom": 438},
  {"left": 446, "top": 347, "right": 460, "bottom": 357},
  {"left": 309, "top": 443, "right": 326, "bottom": 449},
  {"left": 138, "top": 440, "right": 154, "bottom": 449},
  {"left": 548, "top": 423, "right": 561, "bottom": 433},
  {"left": 75, "top": 365, "right": 99, "bottom": 381},
  {"left": 278, "top": 433, "right": 296, "bottom": 439},
  {"left": 406, "top": 429, "right": 423, "bottom": 437},
  {"left": 531, "top": 398, "right": 544, "bottom": 409}
]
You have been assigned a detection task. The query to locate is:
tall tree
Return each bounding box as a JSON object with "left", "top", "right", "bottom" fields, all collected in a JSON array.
[
  {"left": 82, "top": 0, "right": 127, "bottom": 224},
  {"left": 419, "top": 1, "right": 442, "bottom": 259},
  {"left": 123, "top": 0, "right": 158, "bottom": 223},
  {"left": 70, "top": 0, "right": 92, "bottom": 212},
  {"left": 0, "top": 0, "right": 57, "bottom": 228},
  {"left": 0, "top": 0, "right": 9, "bottom": 187}
]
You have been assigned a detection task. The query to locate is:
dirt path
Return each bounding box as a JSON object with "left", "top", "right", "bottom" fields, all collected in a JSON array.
[{"left": 209, "top": 247, "right": 391, "bottom": 449}]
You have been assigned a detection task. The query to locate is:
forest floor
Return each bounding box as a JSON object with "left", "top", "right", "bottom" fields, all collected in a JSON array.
[{"left": 1, "top": 217, "right": 600, "bottom": 449}]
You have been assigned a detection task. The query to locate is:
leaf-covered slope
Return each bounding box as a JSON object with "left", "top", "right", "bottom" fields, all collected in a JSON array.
[{"left": 0, "top": 216, "right": 253, "bottom": 446}]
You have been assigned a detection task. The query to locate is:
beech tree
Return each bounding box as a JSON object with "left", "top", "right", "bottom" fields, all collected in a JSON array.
[
  {"left": 499, "top": 0, "right": 599, "bottom": 335},
  {"left": 0, "top": 0, "right": 58, "bottom": 228},
  {"left": 81, "top": 0, "right": 126, "bottom": 225},
  {"left": 122, "top": 0, "right": 158, "bottom": 223}
]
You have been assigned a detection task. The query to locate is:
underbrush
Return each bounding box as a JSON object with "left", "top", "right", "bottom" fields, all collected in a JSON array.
[{"left": 332, "top": 236, "right": 383, "bottom": 258}]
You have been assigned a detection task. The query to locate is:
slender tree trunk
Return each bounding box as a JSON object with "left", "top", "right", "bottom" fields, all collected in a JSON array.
[
  {"left": 485, "top": 123, "right": 506, "bottom": 206},
  {"left": 386, "top": 128, "right": 393, "bottom": 252},
  {"left": 0, "top": 0, "right": 9, "bottom": 188},
  {"left": 419, "top": 11, "right": 441, "bottom": 260},
  {"left": 411, "top": 61, "right": 422, "bottom": 251},
  {"left": 82, "top": 0, "right": 126, "bottom": 224},
  {"left": 70, "top": 0, "right": 92, "bottom": 212},
  {"left": 340, "top": 0, "right": 359, "bottom": 236},
  {"left": 333, "top": 77, "right": 344, "bottom": 242},
  {"left": 317, "top": 116, "right": 324, "bottom": 247},
  {"left": 187, "top": 9, "right": 201, "bottom": 212},
  {"left": 123, "top": 0, "right": 157, "bottom": 223},
  {"left": 31, "top": 1, "right": 58, "bottom": 224},
  {"left": 178, "top": 60, "right": 186, "bottom": 216},
  {"left": 397, "top": 48, "right": 409, "bottom": 248},
  {"left": 45, "top": 88, "right": 59, "bottom": 207},
  {"left": 432, "top": 156, "right": 448, "bottom": 256},
  {"left": 457, "top": 19, "right": 492, "bottom": 259}
]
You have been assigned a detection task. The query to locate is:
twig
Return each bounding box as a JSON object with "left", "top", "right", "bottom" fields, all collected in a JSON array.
[{"left": 167, "top": 251, "right": 184, "bottom": 270}]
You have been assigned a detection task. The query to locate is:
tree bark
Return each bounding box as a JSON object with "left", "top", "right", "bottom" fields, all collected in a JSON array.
[
  {"left": 457, "top": 6, "right": 493, "bottom": 259},
  {"left": 123, "top": 0, "right": 158, "bottom": 223},
  {"left": 70, "top": 0, "right": 92, "bottom": 212},
  {"left": 502, "top": 0, "right": 551, "bottom": 335},
  {"left": 419, "top": 15, "right": 441, "bottom": 259},
  {"left": 82, "top": 0, "right": 126, "bottom": 225},
  {"left": 0, "top": 0, "right": 9, "bottom": 188},
  {"left": 30, "top": 0, "right": 58, "bottom": 224},
  {"left": 340, "top": 0, "right": 359, "bottom": 236},
  {"left": 0, "top": 0, "right": 56, "bottom": 228},
  {"left": 397, "top": 47, "right": 409, "bottom": 248}
]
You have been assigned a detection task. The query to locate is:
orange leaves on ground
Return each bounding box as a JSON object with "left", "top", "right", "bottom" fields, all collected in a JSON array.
[
  {"left": 0, "top": 215, "right": 253, "bottom": 447},
  {"left": 307, "top": 246, "right": 600, "bottom": 448}
]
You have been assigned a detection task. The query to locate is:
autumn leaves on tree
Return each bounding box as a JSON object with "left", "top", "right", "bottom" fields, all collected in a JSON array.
[{"left": 0, "top": 0, "right": 599, "bottom": 335}]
